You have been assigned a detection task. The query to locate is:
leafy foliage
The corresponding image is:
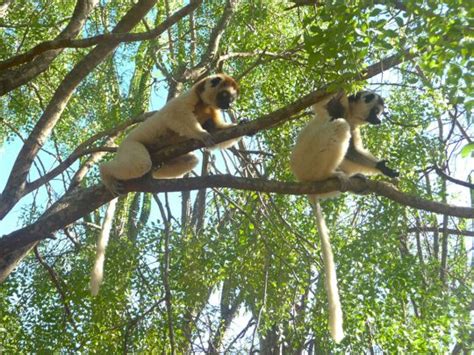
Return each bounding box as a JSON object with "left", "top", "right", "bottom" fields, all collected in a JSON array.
[{"left": 0, "top": 0, "right": 472, "bottom": 353}]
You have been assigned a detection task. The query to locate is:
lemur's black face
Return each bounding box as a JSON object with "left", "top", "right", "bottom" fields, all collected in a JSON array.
[
  {"left": 210, "top": 76, "right": 238, "bottom": 109},
  {"left": 196, "top": 74, "right": 240, "bottom": 110},
  {"left": 366, "top": 106, "right": 382, "bottom": 125},
  {"left": 216, "top": 90, "right": 236, "bottom": 109},
  {"left": 364, "top": 93, "right": 383, "bottom": 125},
  {"left": 349, "top": 91, "right": 384, "bottom": 125}
]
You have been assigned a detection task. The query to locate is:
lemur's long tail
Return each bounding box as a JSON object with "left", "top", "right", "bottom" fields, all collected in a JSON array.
[
  {"left": 309, "top": 195, "right": 344, "bottom": 343},
  {"left": 90, "top": 198, "right": 118, "bottom": 296}
]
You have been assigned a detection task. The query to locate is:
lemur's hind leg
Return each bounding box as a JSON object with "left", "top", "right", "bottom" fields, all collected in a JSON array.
[
  {"left": 100, "top": 140, "right": 152, "bottom": 195},
  {"left": 292, "top": 118, "right": 351, "bottom": 182},
  {"left": 152, "top": 153, "right": 199, "bottom": 179}
]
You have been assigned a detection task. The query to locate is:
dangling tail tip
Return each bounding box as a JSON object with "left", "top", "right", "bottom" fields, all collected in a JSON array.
[
  {"left": 90, "top": 268, "right": 103, "bottom": 296},
  {"left": 330, "top": 326, "right": 344, "bottom": 343}
]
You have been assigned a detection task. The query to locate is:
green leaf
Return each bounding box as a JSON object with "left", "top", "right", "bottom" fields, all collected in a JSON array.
[
  {"left": 371, "top": 8, "right": 382, "bottom": 17},
  {"left": 460, "top": 143, "right": 474, "bottom": 158}
]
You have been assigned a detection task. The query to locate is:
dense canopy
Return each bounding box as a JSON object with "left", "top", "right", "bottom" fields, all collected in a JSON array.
[{"left": 0, "top": 0, "right": 472, "bottom": 353}]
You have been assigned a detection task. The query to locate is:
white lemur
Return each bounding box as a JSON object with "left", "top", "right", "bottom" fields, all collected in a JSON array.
[
  {"left": 290, "top": 90, "right": 399, "bottom": 342},
  {"left": 91, "top": 74, "right": 241, "bottom": 295},
  {"left": 100, "top": 73, "right": 241, "bottom": 195}
]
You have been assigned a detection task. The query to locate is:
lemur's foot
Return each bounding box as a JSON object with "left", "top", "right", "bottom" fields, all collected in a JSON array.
[
  {"left": 332, "top": 171, "right": 350, "bottom": 192},
  {"left": 351, "top": 173, "right": 370, "bottom": 194},
  {"left": 376, "top": 160, "right": 400, "bottom": 178},
  {"left": 104, "top": 179, "right": 125, "bottom": 196},
  {"left": 238, "top": 118, "right": 257, "bottom": 136},
  {"left": 199, "top": 132, "right": 215, "bottom": 148},
  {"left": 352, "top": 173, "right": 367, "bottom": 181}
]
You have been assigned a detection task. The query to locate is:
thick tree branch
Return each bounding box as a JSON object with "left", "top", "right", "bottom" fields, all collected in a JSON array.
[
  {"left": 0, "top": 0, "right": 202, "bottom": 220},
  {"left": 0, "top": 0, "right": 98, "bottom": 95},
  {"left": 123, "top": 176, "right": 473, "bottom": 218},
  {"left": 1, "top": 174, "right": 472, "bottom": 282},
  {"left": 0, "top": 49, "right": 416, "bottom": 281},
  {"left": 0, "top": 0, "right": 204, "bottom": 72},
  {"left": 182, "top": 0, "right": 239, "bottom": 81},
  {"left": 287, "top": 0, "right": 407, "bottom": 12}
]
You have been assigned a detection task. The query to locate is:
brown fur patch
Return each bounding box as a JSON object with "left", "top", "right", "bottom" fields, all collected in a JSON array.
[
  {"left": 193, "top": 101, "right": 216, "bottom": 125},
  {"left": 196, "top": 81, "right": 206, "bottom": 94},
  {"left": 221, "top": 75, "right": 240, "bottom": 95}
]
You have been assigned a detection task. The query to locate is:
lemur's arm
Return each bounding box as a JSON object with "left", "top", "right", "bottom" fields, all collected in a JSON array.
[{"left": 345, "top": 134, "right": 399, "bottom": 178}]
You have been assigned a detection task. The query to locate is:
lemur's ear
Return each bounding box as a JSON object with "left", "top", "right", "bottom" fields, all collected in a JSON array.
[{"left": 210, "top": 77, "right": 223, "bottom": 87}]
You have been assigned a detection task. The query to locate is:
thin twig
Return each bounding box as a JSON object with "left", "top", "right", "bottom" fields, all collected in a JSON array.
[
  {"left": 153, "top": 194, "right": 176, "bottom": 354},
  {"left": 34, "top": 247, "right": 76, "bottom": 329}
]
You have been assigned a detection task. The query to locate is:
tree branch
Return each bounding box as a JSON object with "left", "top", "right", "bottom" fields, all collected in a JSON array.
[
  {"left": 0, "top": 0, "right": 202, "bottom": 220},
  {"left": 0, "top": 0, "right": 98, "bottom": 95},
  {"left": 124, "top": 176, "right": 474, "bottom": 219},
  {"left": 182, "top": 0, "right": 239, "bottom": 81},
  {"left": 0, "top": 49, "right": 417, "bottom": 282},
  {"left": 407, "top": 227, "right": 474, "bottom": 237},
  {"left": 152, "top": 194, "right": 176, "bottom": 353},
  {"left": 1, "top": 173, "right": 472, "bottom": 282},
  {"left": 34, "top": 247, "right": 76, "bottom": 327},
  {"left": 434, "top": 166, "right": 474, "bottom": 189},
  {"left": 0, "top": 10, "right": 208, "bottom": 72}
]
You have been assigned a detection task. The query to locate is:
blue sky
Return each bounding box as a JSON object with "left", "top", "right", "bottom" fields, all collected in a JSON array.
[{"left": 0, "top": 139, "right": 33, "bottom": 235}]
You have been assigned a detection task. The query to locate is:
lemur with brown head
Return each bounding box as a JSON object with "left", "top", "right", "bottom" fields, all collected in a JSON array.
[
  {"left": 100, "top": 73, "right": 241, "bottom": 195},
  {"left": 290, "top": 90, "right": 399, "bottom": 342},
  {"left": 92, "top": 74, "right": 242, "bottom": 296}
]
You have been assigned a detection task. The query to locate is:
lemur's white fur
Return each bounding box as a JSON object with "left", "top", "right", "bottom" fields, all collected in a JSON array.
[
  {"left": 99, "top": 73, "right": 240, "bottom": 194},
  {"left": 92, "top": 74, "right": 240, "bottom": 295},
  {"left": 311, "top": 198, "right": 343, "bottom": 342},
  {"left": 290, "top": 91, "right": 397, "bottom": 342},
  {"left": 90, "top": 198, "right": 117, "bottom": 296},
  {"left": 291, "top": 91, "right": 388, "bottom": 185}
]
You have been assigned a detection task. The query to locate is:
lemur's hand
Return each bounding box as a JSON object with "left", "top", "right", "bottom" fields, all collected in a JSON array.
[
  {"left": 376, "top": 160, "right": 400, "bottom": 178},
  {"left": 238, "top": 118, "right": 257, "bottom": 136},
  {"left": 199, "top": 131, "right": 215, "bottom": 148}
]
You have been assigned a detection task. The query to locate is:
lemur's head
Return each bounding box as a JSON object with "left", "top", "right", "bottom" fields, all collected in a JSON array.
[
  {"left": 195, "top": 74, "right": 239, "bottom": 110},
  {"left": 347, "top": 91, "right": 385, "bottom": 126}
]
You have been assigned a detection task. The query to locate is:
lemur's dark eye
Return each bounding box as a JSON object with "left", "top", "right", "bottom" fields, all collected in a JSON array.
[
  {"left": 364, "top": 94, "right": 375, "bottom": 103},
  {"left": 210, "top": 77, "right": 222, "bottom": 87}
]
